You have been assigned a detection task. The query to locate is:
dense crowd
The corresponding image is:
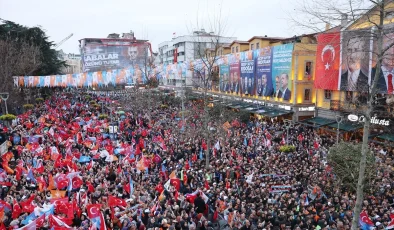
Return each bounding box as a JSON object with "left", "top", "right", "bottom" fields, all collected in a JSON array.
[{"left": 0, "top": 90, "right": 393, "bottom": 230}]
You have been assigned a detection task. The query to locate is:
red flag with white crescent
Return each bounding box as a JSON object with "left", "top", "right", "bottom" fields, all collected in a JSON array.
[{"left": 314, "top": 31, "right": 341, "bottom": 90}]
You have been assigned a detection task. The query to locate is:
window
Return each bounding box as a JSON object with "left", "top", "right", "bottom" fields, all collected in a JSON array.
[
  {"left": 236, "top": 46, "right": 239, "bottom": 52},
  {"left": 324, "top": 90, "right": 332, "bottom": 100},
  {"left": 251, "top": 44, "right": 254, "bottom": 50},
  {"left": 232, "top": 47, "right": 235, "bottom": 53},
  {"left": 256, "top": 43, "right": 260, "bottom": 49},
  {"left": 305, "top": 61, "right": 312, "bottom": 79},
  {"left": 304, "top": 89, "right": 311, "bottom": 101},
  {"left": 345, "top": 91, "right": 353, "bottom": 102}
]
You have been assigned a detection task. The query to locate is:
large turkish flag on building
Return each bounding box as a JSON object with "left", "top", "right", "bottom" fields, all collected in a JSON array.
[{"left": 314, "top": 32, "right": 341, "bottom": 90}]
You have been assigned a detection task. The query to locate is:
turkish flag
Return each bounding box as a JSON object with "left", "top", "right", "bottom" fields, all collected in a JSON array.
[
  {"left": 72, "top": 177, "right": 83, "bottom": 189},
  {"left": 315, "top": 31, "right": 340, "bottom": 90},
  {"left": 108, "top": 195, "right": 127, "bottom": 207},
  {"left": 155, "top": 184, "right": 164, "bottom": 194},
  {"left": 36, "top": 214, "right": 46, "bottom": 228},
  {"left": 55, "top": 175, "right": 69, "bottom": 189},
  {"left": 170, "top": 178, "right": 181, "bottom": 191},
  {"left": 11, "top": 199, "right": 21, "bottom": 219},
  {"left": 86, "top": 204, "right": 101, "bottom": 219}
]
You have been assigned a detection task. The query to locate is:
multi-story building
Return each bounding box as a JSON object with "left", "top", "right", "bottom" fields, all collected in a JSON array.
[
  {"left": 158, "top": 29, "right": 236, "bottom": 65},
  {"left": 58, "top": 50, "right": 82, "bottom": 74}
]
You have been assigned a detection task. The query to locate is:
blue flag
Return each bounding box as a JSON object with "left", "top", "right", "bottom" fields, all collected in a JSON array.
[
  {"left": 188, "top": 159, "right": 192, "bottom": 167},
  {"left": 161, "top": 164, "right": 167, "bottom": 172},
  {"left": 244, "top": 137, "right": 247, "bottom": 146},
  {"left": 199, "top": 148, "right": 203, "bottom": 160},
  {"left": 27, "top": 169, "right": 37, "bottom": 183},
  {"left": 129, "top": 176, "right": 134, "bottom": 198},
  {"left": 78, "top": 156, "right": 91, "bottom": 163},
  {"left": 21, "top": 212, "right": 36, "bottom": 225}
]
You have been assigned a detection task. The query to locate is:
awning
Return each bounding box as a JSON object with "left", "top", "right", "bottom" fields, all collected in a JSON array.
[
  {"left": 377, "top": 134, "right": 394, "bottom": 142},
  {"left": 260, "top": 109, "right": 293, "bottom": 118},
  {"left": 299, "top": 117, "right": 336, "bottom": 128},
  {"left": 326, "top": 122, "right": 363, "bottom": 132}
]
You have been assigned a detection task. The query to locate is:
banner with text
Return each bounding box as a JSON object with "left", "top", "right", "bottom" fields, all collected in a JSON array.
[
  {"left": 272, "top": 44, "right": 294, "bottom": 101},
  {"left": 254, "top": 47, "right": 273, "bottom": 97}
]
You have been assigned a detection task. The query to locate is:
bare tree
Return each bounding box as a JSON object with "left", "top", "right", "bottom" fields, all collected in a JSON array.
[
  {"left": 292, "top": 0, "right": 394, "bottom": 228},
  {"left": 186, "top": 5, "right": 233, "bottom": 168},
  {"left": 0, "top": 38, "right": 41, "bottom": 112}
]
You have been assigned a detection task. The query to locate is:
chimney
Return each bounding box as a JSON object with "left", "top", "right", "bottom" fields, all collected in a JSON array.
[
  {"left": 325, "top": 23, "right": 330, "bottom": 31},
  {"left": 341, "top": 14, "right": 348, "bottom": 27}
]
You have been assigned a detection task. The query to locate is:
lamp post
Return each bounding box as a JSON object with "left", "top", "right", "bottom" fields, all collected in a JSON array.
[
  {"left": 335, "top": 115, "right": 343, "bottom": 144},
  {"left": 0, "top": 93, "right": 10, "bottom": 114},
  {"left": 283, "top": 119, "right": 293, "bottom": 144}
]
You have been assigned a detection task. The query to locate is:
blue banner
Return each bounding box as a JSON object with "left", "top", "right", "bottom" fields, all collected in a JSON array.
[
  {"left": 272, "top": 44, "right": 293, "bottom": 101},
  {"left": 255, "top": 47, "right": 274, "bottom": 97},
  {"left": 240, "top": 60, "right": 255, "bottom": 96}
]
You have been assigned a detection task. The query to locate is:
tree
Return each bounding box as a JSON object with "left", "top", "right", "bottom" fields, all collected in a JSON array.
[
  {"left": 0, "top": 20, "right": 66, "bottom": 111},
  {"left": 292, "top": 0, "right": 394, "bottom": 228},
  {"left": 327, "top": 142, "right": 376, "bottom": 193},
  {"left": 187, "top": 7, "right": 231, "bottom": 168}
]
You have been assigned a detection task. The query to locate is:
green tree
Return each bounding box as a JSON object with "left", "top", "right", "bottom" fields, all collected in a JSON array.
[
  {"left": 0, "top": 19, "right": 66, "bottom": 112},
  {"left": 328, "top": 142, "right": 376, "bottom": 194}
]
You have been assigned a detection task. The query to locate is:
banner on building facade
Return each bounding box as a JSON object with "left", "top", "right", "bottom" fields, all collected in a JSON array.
[
  {"left": 272, "top": 44, "right": 294, "bottom": 101},
  {"left": 240, "top": 51, "right": 255, "bottom": 96},
  {"left": 219, "top": 65, "right": 230, "bottom": 93},
  {"left": 339, "top": 29, "right": 371, "bottom": 92},
  {"left": 371, "top": 25, "right": 394, "bottom": 94},
  {"left": 255, "top": 47, "right": 273, "bottom": 97},
  {"left": 314, "top": 32, "right": 341, "bottom": 90},
  {"left": 229, "top": 60, "right": 241, "bottom": 95},
  {"left": 81, "top": 40, "right": 149, "bottom": 72}
]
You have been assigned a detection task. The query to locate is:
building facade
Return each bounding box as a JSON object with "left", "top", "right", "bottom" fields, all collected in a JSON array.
[
  {"left": 158, "top": 29, "right": 236, "bottom": 65},
  {"left": 58, "top": 50, "right": 82, "bottom": 74}
]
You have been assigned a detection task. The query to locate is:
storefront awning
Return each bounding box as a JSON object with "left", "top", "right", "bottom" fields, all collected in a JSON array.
[
  {"left": 299, "top": 117, "right": 336, "bottom": 128},
  {"left": 261, "top": 110, "right": 293, "bottom": 118},
  {"left": 326, "top": 122, "right": 363, "bottom": 132},
  {"left": 377, "top": 134, "right": 394, "bottom": 142}
]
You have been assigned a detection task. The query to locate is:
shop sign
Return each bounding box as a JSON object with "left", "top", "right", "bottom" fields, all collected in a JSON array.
[
  {"left": 347, "top": 114, "right": 359, "bottom": 122},
  {"left": 348, "top": 115, "right": 390, "bottom": 126},
  {"left": 299, "top": 107, "right": 315, "bottom": 111}
]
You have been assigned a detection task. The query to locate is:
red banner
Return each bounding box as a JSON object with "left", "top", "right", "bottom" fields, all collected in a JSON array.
[{"left": 314, "top": 32, "right": 341, "bottom": 90}]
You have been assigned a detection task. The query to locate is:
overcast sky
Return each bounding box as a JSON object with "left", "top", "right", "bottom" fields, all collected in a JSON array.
[{"left": 0, "top": 0, "right": 304, "bottom": 54}]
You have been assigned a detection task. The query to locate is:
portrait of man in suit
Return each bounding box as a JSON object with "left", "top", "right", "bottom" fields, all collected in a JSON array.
[
  {"left": 243, "top": 76, "right": 248, "bottom": 95},
  {"left": 274, "top": 76, "right": 282, "bottom": 98},
  {"left": 372, "top": 32, "right": 394, "bottom": 94},
  {"left": 259, "top": 74, "right": 273, "bottom": 96},
  {"left": 233, "top": 72, "right": 240, "bottom": 94},
  {"left": 280, "top": 73, "right": 291, "bottom": 100},
  {"left": 340, "top": 33, "right": 369, "bottom": 91},
  {"left": 247, "top": 77, "right": 253, "bottom": 95}
]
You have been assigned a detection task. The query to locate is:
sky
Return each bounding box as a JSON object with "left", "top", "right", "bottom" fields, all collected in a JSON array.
[{"left": 0, "top": 0, "right": 304, "bottom": 54}]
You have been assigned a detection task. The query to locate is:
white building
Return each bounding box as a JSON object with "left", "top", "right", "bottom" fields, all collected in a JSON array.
[
  {"left": 158, "top": 30, "right": 235, "bottom": 88},
  {"left": 158, "top": 29, "right": 236, "bottom": 65},
  {"left": 58, "top": 50, "right": 82, "bottom": 74}
]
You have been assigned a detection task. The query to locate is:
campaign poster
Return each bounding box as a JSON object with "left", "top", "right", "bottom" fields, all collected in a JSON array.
[
  {"left": 272, "top": 44, "right": 294, "bottom": 101},
  {"left": 315, "top": 32, "right": 341, "bottom": 90},
  {"left": 230, "top": 61, "right": 241, "bottom": 95},
  {"left": 339, "top": 29, "right": 371, "bottom": 91},
  {"left": 371, "top": 25, "right": 394, "bottom": 94},
  {"left": 219, "top": 65, "right": 230, "bottom": 93},
  {"left": 240, "top": 51, "right": 255, "bottom": 96},
  {"left": 255, "top": 47, "right": 273, "bottom": 97},
  {"left": 81, "top": 39, "right": 149, "bottom": 72}
]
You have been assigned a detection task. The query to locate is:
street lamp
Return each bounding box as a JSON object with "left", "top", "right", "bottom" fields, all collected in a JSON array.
[
  {"left": 283, "top": 119, "right": 294, "bottom": 144},
  {"left": 0, "top": 93, "right": 10, "bottom": 114},
  {"left": 335, "top": 115, "right": 343, "bottom": 144}
]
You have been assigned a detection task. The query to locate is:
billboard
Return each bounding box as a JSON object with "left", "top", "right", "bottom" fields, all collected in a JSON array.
[
  {"left": 255, "top": 47, "right": 273, "bottom": 96},
  {"left": 229, "top": 55, "right": 241, "bottom": 95},
  {"left": 81, "top": 39, "right": 149, "bottom": 72},
  {"left": 371, "top": 26, "right": 394, "bottom": 94},
  {"left": 219, "top": 65, "right": 230, "bottom": 93},
  {"left": 339, "top": 29, "right": 371, "bottom": 91},
  {"left": 272, "top": 44, "right": 294, "bottom": 100},
  {"left": 314, "top": 32, "right": 341, "bottom": 90},
  {"left": 240, "top": 51, "right": 255, "bottom": 96}
]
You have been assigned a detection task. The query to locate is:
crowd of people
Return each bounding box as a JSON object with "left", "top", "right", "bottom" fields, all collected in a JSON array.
[{"left": 0, "top": 90, "right": 393, "bottom": 230}]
